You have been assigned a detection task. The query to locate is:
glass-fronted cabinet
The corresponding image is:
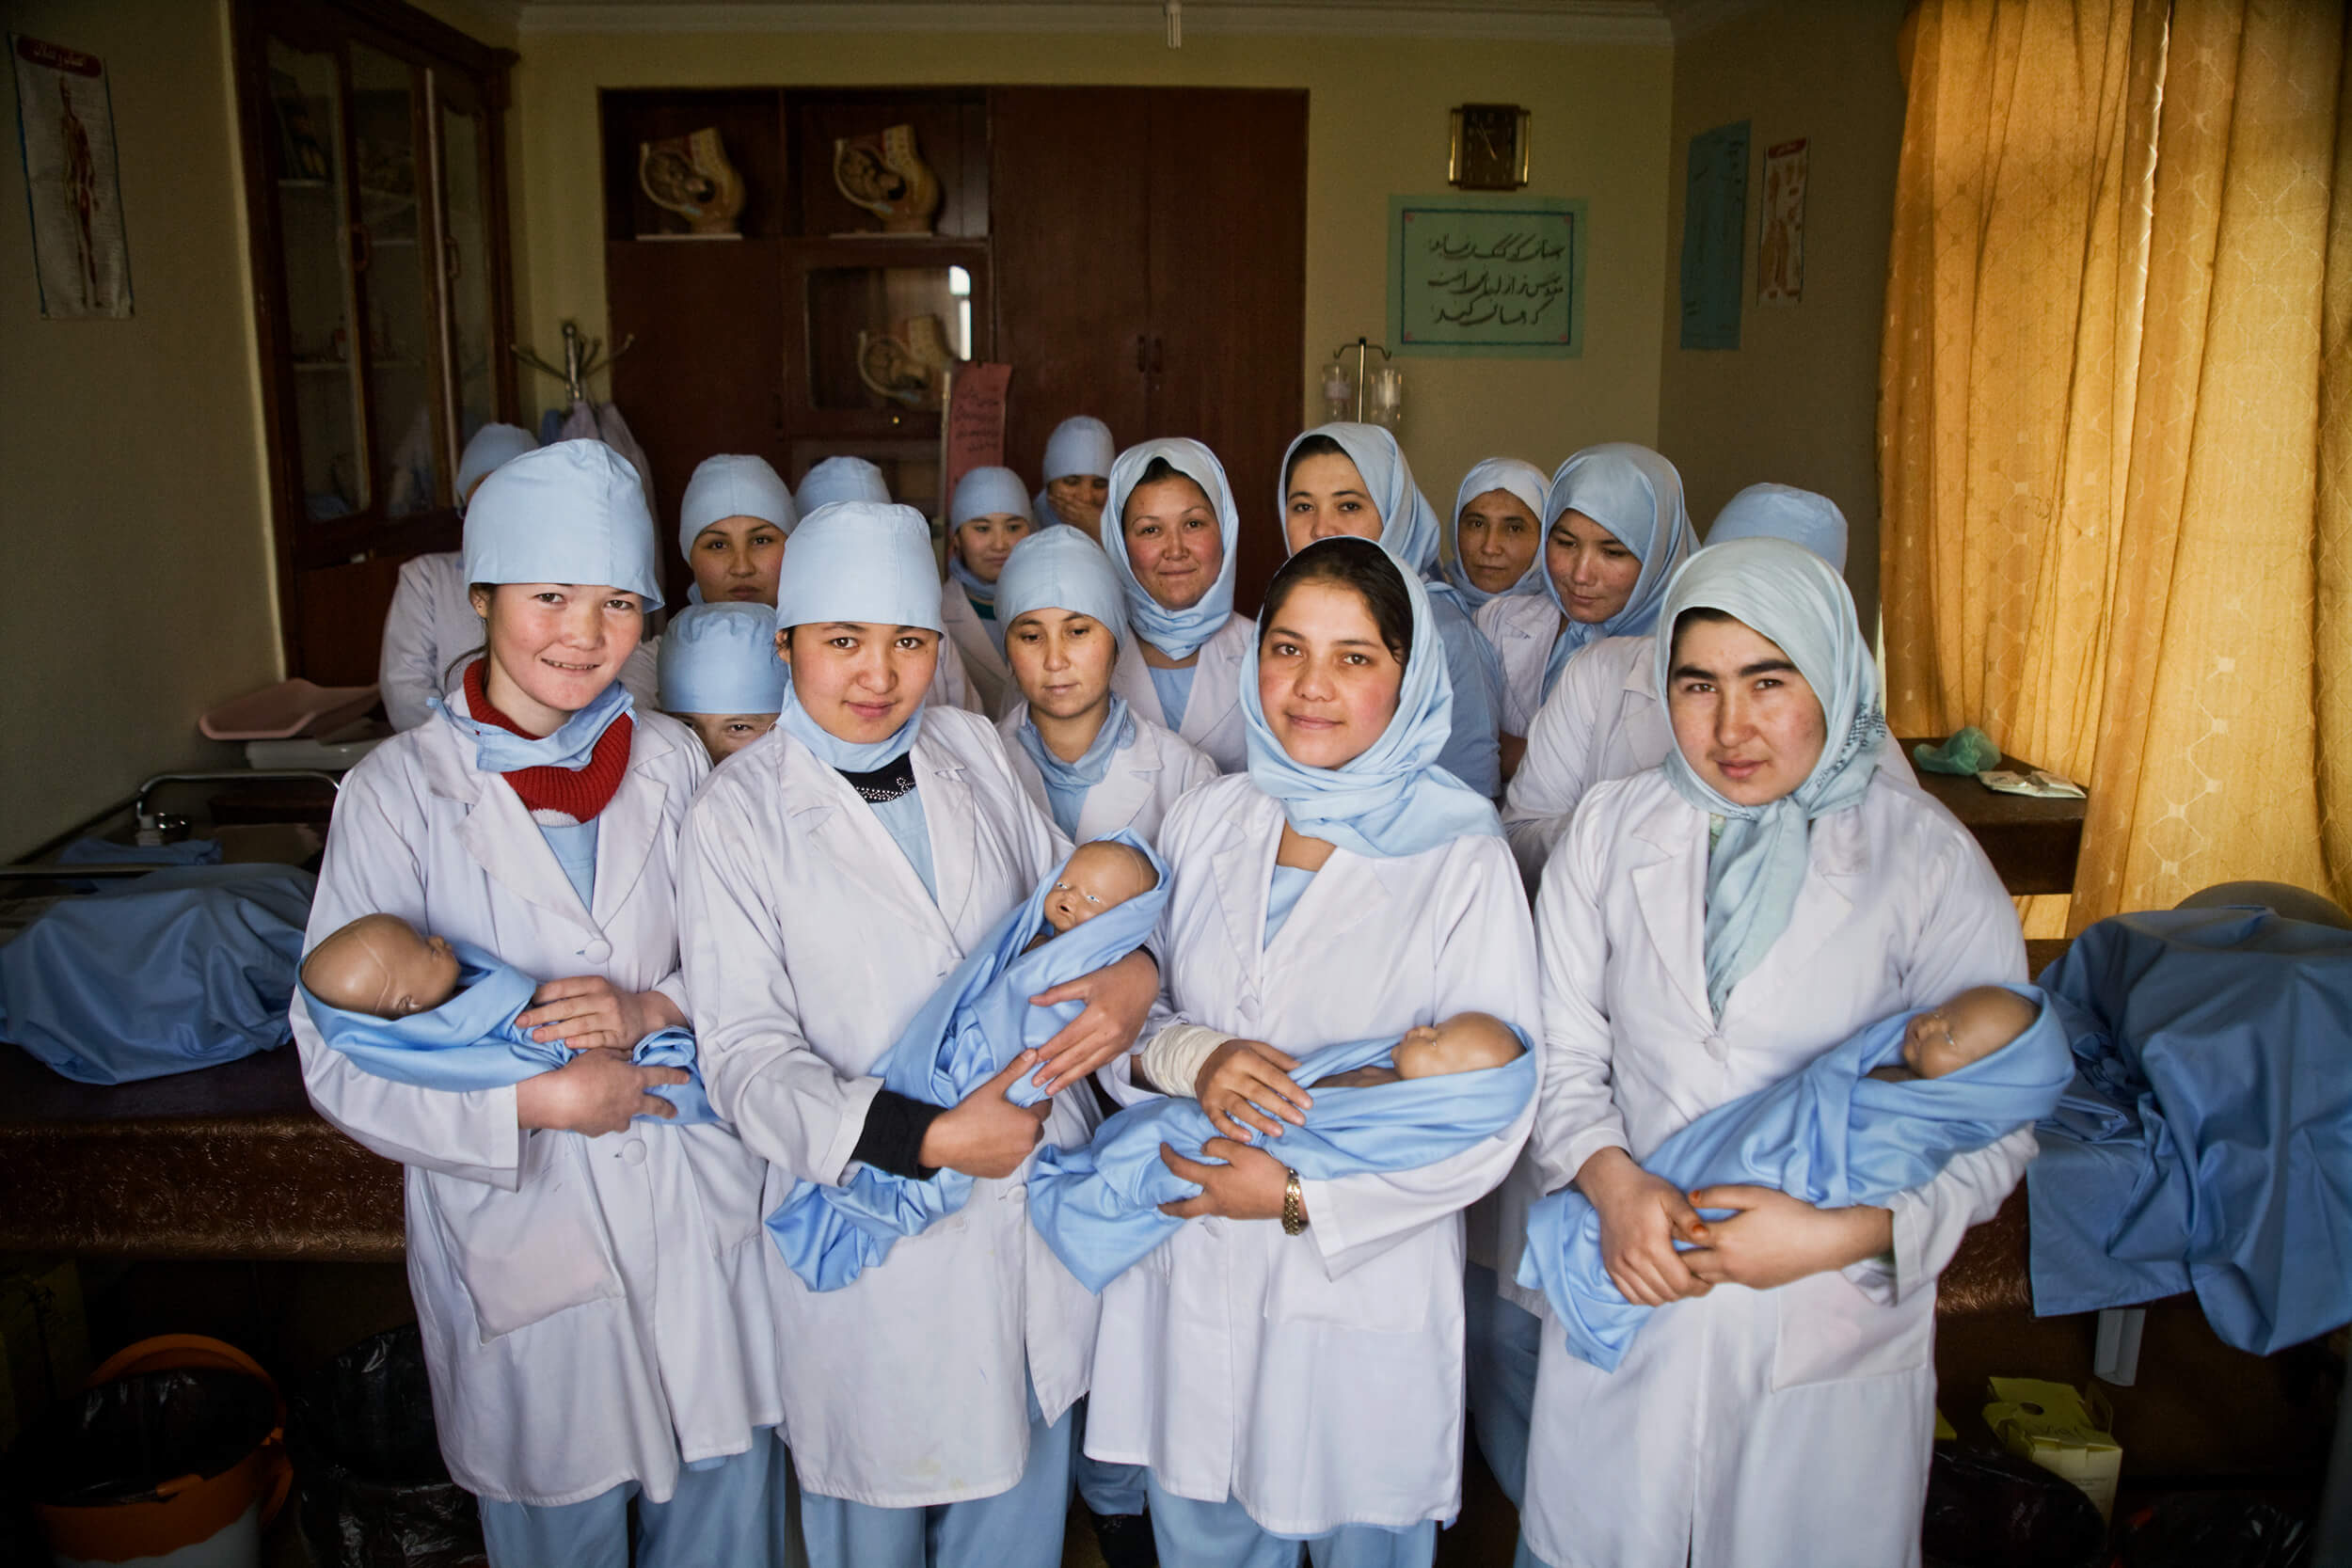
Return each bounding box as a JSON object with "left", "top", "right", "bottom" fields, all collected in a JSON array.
[{"left": 235, "top": 0, "right": 515, "bottom": 682}]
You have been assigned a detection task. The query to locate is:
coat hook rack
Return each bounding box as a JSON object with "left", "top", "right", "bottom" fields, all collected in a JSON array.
[{"left": 512, "top": 320, "right": 635, "bottom": 404}]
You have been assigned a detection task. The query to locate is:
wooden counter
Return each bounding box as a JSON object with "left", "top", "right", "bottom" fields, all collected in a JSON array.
[{"left": 1898, "top": 739, "right": 2089, "bottom": 896}]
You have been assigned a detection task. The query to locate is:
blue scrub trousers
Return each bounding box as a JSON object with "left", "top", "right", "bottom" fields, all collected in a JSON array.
[
  {"left": 1074, "top": 1397, "right": 1150, "bottom": 1516},
  {"left": 478, "top": 1429, "right": 789, "bottom": 1568},
  {"left": 1463, "top": 1261, "right": 1542, "bottom": 1509},
  {"left": 795, "top": 1384, "right": 1074, "bottom": 1568},
  {"left": 1145, "top": 1475, "right": 1436, "bottom": 1568}
]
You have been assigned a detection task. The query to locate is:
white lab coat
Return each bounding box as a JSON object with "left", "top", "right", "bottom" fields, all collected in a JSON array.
[
  {"left": 289, "top": 709, "right": 781, "bottom": 1508},
  {"left": 379, "top": 553, "right": 658, "bottom": 732},
  {"left": 1518, "top": 768, "right": 2032, "bottom": 1568},
  {"left": 1473, "top": 593, "right": 1560, "bottom": 738},
  {"left": 942, "top": 582, "right": 1017, "bottom": 720},
  {"left": 1085, "top": 775, "right": 1540, "bottom": 1537},
  {"left": 1108, "top": 613, "right": 1253, "bottom": 774},
  {"left": 994, "top": 705, "right": 1219, "bottom": 851},
  {"left": 675, "top": 706, "right": 1104, "bottom": 1508}
]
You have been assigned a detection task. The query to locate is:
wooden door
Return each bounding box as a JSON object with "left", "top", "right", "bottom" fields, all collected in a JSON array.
[
  {"left": 607, "top": 236, "right": 786, "bottom": 602},
  {"left": 988, "top": 87, "right": 1152, "bottom": 494},
  {"left": 1144, "top": 88, "right": 1307, "bottom": 614}
]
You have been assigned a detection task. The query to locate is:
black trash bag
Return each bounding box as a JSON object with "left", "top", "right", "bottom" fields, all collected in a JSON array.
[
  {"left": 1921, "top": 1444, "right": 2108, "bottom": 1568},
  {"left": 2116, "top": 1494, "right": 2312, "bottom": 1568},
  {"left": 290, "top": 1324, "right": 485, "bottom": 1568},
  {"left": 10, "top": 1368, "right": 276, "bottom": 1508}
]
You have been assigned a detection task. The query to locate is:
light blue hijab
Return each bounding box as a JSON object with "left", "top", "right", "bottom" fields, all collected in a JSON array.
[
  {"left": 1241, "top": 539, "right": 1501, "bottom": 860},
  {"left": 1281, "top": 423, "right": 1446, "bottom": 580},
  {"left": 771, "top": 501, "right": 943, "bottom": 770},
  {"left": 1653, "top": 538, "right": 1888, "bottom": 1017},
  {"left": 1444, "top": 457, "right": 1551, "bottom": 609},
  {"left": 1540, "top": 442, "right": 1697, "bottom": 699},
  {"left": 1706, "top": 483, "right": 1849, "bottom": 571},
  {"left": 995, "top": 527, "right": 1136, "bottom": 834},
  {"left": 1102, "top": 438, "right": 1239, "bottom": 661}
]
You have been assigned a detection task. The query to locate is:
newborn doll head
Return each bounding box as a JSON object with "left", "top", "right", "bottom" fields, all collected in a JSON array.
[
  {"left": 303, "top": 913, "right": 464, "bottom": 1019},
  {"left": 1391, "top": 1010, "right": 1524, "bottom": 1080},
  {"left": 1041, "top": 840, "right": 1159, "bottom": 935},
  {"left": 1902, "top": 986, "right": 2040, "bottom": 1079}
]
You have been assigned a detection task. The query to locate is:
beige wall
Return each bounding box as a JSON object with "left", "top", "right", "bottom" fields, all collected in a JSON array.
[
  {"left": 508, "top": 23, "right": 1675, "bottom": 515},
  {"left": 1655, "top": 0, "right": 1907, "bottom": 634},
  {"left": 0, "top": 0, "right": 280, "bottom": 861}
]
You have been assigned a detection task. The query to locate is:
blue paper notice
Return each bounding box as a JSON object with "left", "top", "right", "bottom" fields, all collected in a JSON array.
[{"left": 1679, "top": 120, "right": 1749, "bottom": 351}]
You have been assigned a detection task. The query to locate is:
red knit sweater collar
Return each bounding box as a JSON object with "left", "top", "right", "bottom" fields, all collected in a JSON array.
[{"left": 461, "top": 659, "right": 633, "bottom": 823}]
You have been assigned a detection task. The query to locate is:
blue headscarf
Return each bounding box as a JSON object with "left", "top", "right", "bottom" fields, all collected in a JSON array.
[
  {"left": 1538, "top": 442, "right": 1697, "bottom": 700},
  {"left": 946, "top": 466, "right": 1036, "bottom": 634},
  {"left": 1444, "top": 457, "right": 1550, "bottom": 609},
  {"left": 995, "top": 527, "right": 1136, "bottom": 834},
  {"left": 455, "top": 423, "right": 537, "bottom": 513},
  {"left": 658, "top": 603, "right": 787, "bottom": 715},
  {"left": 1653, "top": 538, "right": 1888, "bottom": 1016},
  {"left": 1102, "top": 438, "right": 1239, "bottom": 661},
  {"left": 1280, "top": 423, "right": 1446, "bottom": 580},
  {"left": 1706, "top": 483, "right": 1850, "bottom": 572},
  {"left": 1241, "top": 539, "right": 1502, "bottom": 860},
  {"left": 795, "top": 455, "right": 890, "bottom": 515},
  {"left": 771, "top": 501, "right": 943, "bottom": 770}
]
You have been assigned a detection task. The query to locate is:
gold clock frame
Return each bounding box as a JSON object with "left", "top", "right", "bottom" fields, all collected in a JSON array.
[{"left": 1448, "top": 103, "right": 1533, "bottom": 191}]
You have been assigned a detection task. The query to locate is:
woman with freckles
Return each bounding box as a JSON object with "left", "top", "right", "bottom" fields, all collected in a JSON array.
[
  {"left": 1086, "top": 536, "right": 1538, "bottom": 1568},
  {"left": 1515, "top": 538, "right": 2030, "bottom": 1568}
]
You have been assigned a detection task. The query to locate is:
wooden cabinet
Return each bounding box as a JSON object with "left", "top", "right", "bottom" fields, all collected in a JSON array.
[
  {"left": 232, "top": 0, "right": 516, "bottom": 684},
  {"left": 993, "top": 87, "right": 1308, "bottom": 610}
]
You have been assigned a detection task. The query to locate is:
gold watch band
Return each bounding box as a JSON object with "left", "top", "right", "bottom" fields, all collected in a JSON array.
[{"left": 1282, "top": 1167, "right": 1307, "bottom": 1235}]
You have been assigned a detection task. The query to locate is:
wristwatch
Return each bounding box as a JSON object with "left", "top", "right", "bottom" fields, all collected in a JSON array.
[{"left": 1281, "top": 1167, "right": 1307, "bottom": 1236}]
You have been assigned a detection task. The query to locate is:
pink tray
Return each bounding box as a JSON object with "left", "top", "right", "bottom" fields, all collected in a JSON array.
[{"left": 199, "top": 679, "right": 381, "bottom": 741}]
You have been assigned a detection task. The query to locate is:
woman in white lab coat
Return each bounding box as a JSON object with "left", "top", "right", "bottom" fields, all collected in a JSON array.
[
  {"left": 994, "top": 525, "right": 1217, "bottom": 849},
  {"left": 1473, "top": 444, "right": 1697, "bottom": 775},
  {"left": 939, "top": 466, "right": 1037, "bottom": 719},
  {"left": 675, "top": 502, "right": 1162, "bottom": 1568},
  {"left": 1517, "top": 538, "right": 2031, "bottom": 1568},
  {"left": 293, "top": 440, "right": 786, "bottom": 1568},
  {"left": 1279, "top": 423, "right": 1504, "bottom": 800},
  {"left": 377, "top": 422, "right": 535, "bottom": 731},
  {"left": 1103, "top": 438, "right": 1255, "bottom": 773},
  {"left": 1087, "top": 537, "right": 1539, "bottom": 1568},
  {"left": 1441, "top": 456, "right": 1550, "bottom": 611}
]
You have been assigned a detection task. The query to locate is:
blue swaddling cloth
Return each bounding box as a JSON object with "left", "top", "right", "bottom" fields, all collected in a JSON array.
[
  {"left": 303, "top": 941, "right": 716, "bottom": 1124},
  {"left": 1518, "top": 983, "right": 2070, "bottom": 1372},
  {"left": 766, "top": 831, "right": 1171, "bottom": 1291},
  {"left": 2026, "top": 907, "right": 2352, "bottom": 1354},
  {"left": 1028, "top": 1027, "right": 1536, "bottom": 1294},
  {"left": 1, "top": 864, "right": 316, "bottom": 1085}
]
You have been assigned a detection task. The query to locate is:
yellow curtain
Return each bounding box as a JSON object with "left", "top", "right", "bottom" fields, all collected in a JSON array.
[{"left": 1881, "top": 0, "right": 2351, "bottom": 934}]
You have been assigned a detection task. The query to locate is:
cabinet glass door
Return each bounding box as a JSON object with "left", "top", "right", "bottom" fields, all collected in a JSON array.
[
  {"left": 265, "top": 35, "right": 368, "bottom": 520},
  {"left": 349, "top": 42, "right": 438, "bottom": 516},
  {"left": 435, "top": 73, "right": 496, "bottom": 478}
]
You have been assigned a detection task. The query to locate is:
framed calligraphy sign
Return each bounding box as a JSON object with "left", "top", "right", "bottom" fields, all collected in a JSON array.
[{"left": 1388, "top": 195, "right": 1582, "bottom": 358}]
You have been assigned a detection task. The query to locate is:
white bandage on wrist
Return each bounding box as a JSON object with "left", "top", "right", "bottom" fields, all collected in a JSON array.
[{"left": 1137, "top": 1023, "right": 1236, "bottom": 1100}]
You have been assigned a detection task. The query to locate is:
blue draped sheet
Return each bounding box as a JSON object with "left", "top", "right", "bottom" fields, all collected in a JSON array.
[
  {"left": 1518, "top": 982, "right": 2070, "bottom": 1372},
  {"left": 2026, "top": 907, "right": 2352, "bottom": 1354},
  {"left": 1027, "top": 1029, "right": 1537, "bottom": 1294},
  {"left": 766, "top": 831, "right": 1171, "bottom": 1291},
  {"left": 303, "top": 941, "right": 717, "bottom": 1124},
  {"left": 2, "top": 863, "right": 315, "bottom": 1085}
]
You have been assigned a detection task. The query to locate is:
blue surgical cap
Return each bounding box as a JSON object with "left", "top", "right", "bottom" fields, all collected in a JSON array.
[
  {"left": 795, "top": 456, "right": 891, "bottom": 515},
  {"left": 995, "top": 526, "right": 1128, "bottom": 646},
  {"left": 680, "top": 454, "right": 797, "bottom": 559},
  {"left": 1705, "top": 483, "right": 1850, "bottom": 572},
  {"left": 950, "top": 467, "right": 1034, "bottom": 528},
  {"left": 773, "top": 502, "right": 944, "bottom": 634},
  {"left": 455, "top": 423, "right": 537, "bottom": 514},
  {"left": 658, "top": 602, "right": 787, "bottom": 715},
  {"left": 1041, "top": 417, "right": 1115, "bottom": 483},
  {"left": 463, "top": 439, "right": 664, "bottom": 611}
]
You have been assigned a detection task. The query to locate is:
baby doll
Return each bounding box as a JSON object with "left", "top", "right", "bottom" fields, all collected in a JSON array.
[
  {"left": 301, "top": 912, "right": 464, "bottom": 1020},
  {"left": 1028, "top": 839, "right": 1160, "bottom": 952},
  {"left": 1313, "top": 1010, "right": 1526, "bottom": 1089},
  {"left": 1867, "top": 984, "right": 2042, "bottom": 1083}
]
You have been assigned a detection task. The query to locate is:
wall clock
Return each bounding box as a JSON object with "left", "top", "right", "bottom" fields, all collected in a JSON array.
[{"left": 1449, "top": 103, "right": 1532, "bottom": 191}]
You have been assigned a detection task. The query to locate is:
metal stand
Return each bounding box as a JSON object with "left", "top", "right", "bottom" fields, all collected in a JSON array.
[{"left": 513, "top": 320, "right": 634, "bottom": 406}]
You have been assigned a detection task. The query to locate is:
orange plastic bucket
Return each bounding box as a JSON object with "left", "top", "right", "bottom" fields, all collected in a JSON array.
[{"left": 26, "top": 1335, "right": 292, "bottom": 1566}]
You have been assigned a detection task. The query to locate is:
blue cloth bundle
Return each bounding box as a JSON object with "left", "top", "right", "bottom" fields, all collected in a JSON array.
[
  {"left": 2, "top": 864, "right": 315, "bottom": 1085},
  {"left": 1029, "top": 1027, "right": 1536, "bottom": 1294},
  {"left": 1518, "top": 983, "right": 2070, "bottom": 1372},
  {"left": 303, "top": 941, "right": 716, "bottom": 1123},
  {"left": 766, "top": 831, "right": 1171, "bottom": 1291},
  {"left": 2026, "top": 907, "right": 2352, "bottom": 1354}
]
